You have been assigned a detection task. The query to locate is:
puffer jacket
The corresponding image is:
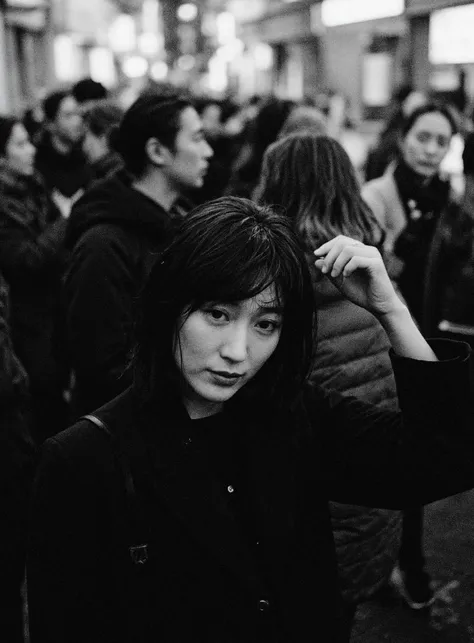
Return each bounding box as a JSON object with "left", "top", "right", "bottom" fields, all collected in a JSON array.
[{"left": 310, "top": 274, "right": 401, "bottom": 603}]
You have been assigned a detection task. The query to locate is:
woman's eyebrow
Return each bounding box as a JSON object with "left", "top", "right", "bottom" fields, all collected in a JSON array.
[{"left": 257, "top": 304, "right": 284, "bottom": 314}]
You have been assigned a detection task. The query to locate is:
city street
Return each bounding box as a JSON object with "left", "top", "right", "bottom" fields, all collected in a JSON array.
[{"left": 352, "top": 490, "right": 474, "bottom": 642}]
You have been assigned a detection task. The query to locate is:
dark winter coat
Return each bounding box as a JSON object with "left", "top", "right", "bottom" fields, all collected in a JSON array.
[
  {"left": 0, "top": 271, "right": 36, "bottom": 638},
  {"left": 0, "top": 161, "right": 68, "bottom": 407},
  {"left": 423, "top": 201, "right": 474, "bottom": 339},
  {"left": 310, "top": 277, "right": 401, "bottom": 603},
  {"left": 35, "top": 128, "right": 92, "bottom": 199},
  {"left": 27, "top": 340, "right": 474, "bottom": 643},
  {"left": 64, "top": 170, "right": 183, "bottom": 417}
]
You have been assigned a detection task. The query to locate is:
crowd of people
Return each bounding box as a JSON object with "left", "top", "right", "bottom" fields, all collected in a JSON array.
[{"left": 2, "top": 76, "right": 474, "bottom": 643}]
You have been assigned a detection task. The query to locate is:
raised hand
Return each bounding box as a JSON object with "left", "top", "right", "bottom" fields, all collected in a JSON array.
[{"left": 314, "top": 235, "right": 403, "bottom": 318}]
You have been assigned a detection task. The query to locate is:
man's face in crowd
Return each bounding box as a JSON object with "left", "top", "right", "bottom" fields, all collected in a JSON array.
[
  {"left": 164, "top": 106, "right": 213, "bottom": 191},
  {"left": 53, "top": 95, "right": 83, "bottom": 145}
]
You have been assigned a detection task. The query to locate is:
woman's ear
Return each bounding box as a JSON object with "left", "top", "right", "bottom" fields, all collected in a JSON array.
[{"left": 145, "top": 136, "right": 170, "bottom": 167}]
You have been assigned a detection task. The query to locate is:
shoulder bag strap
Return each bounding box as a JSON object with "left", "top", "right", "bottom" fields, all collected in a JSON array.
[{"left": 81, "top": 414, "right": 150, "bottom": 565}]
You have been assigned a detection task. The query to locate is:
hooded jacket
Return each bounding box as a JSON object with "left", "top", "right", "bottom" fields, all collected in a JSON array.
[{"left": 64, "top": 170, "right": 182, "bottom": 417}]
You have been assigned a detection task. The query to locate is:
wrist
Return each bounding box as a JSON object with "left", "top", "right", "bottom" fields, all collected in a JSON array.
[{"left": 377, "top": 302, "right": 411, "bottom": 330}]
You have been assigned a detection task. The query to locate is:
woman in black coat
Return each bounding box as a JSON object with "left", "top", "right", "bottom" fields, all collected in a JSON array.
[
  {"left": 27, "top": 197, "right": 474, "bottom": 643},
  {"left": 0, "top": 116, "right": 69, "bottom": 442}
]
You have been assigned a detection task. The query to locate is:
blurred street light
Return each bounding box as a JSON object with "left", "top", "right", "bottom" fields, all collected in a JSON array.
[
  {"left": 89, "top": 47, "right": 117, "bottom": 87},
  {"left": 138, "top": 32, "right": 163, "bottom": 56},
  {"left": 177, "top": 3, "right": 198, "bottom": 23},
  {"left": 253, "top": 43, "right": 273, "bottom": 71},
  {"left": 122, "top": 55, "right": 148, "bottom": 78},
  {"left": 150, "top": 60, "right": 168, "bottom": 80},
  {"left": 108, "top": 14, "right": 136, "bottom": 54}
]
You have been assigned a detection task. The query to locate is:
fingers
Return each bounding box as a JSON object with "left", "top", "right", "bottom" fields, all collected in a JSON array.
[{"left": 314, "top": 236, "right": 380, "bottom": 278}]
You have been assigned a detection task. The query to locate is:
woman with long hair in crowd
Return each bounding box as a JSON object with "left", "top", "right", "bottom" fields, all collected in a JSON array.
[
  {"left": 255, "top": 134, "right": 403, "bottom": 634},
  {"left": 362, "top": 102, "right": 458, "bottom": 610},
  {"left": 27, "top": 196, "right": 474, "bottom": 643},
  {"left": 0, "top": 115, "right": 69, "bottom": 443},
  {"left": 362, "top": 102, "right": 457, "bottom": 328}
]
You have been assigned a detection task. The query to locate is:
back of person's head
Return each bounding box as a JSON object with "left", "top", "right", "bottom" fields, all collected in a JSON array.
[
  {"left": 0, "top": 115, "right": 18, "bottom": 156},
  {"left": 278, "top": 106, "right": 327, "bottom": 139},
  {"left": 462, "top": 132, "right": 474, "bottom": 177},
  {"left": 43, "top": 90, "right": 71, "bottom": 123},
  {"left": 253, "top": 97, "right": 295, "bottom": 153},
  {"left": 110, "top": 90, "right": 192, "bottom": 177},
  {"left": 401, "top": 102, "right": 458, "bottom": 139},
  {"left": 256, "top": 134, "right": 384, "bottom": 249},
  {"left": 83, "top": 100, "right": 123, "bottom": 139},
  {"left": 72, "top": 78, "right": 108, "bottom": 105},
  {"left": 133, "top": 196, "right": 315, "bottom": 410}
]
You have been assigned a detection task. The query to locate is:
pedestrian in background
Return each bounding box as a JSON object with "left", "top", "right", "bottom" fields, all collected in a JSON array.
[
  {"left": 423, "top": 131, "right": 474, "bottom": 346},
  {"left": 277, "top": 105, "right": 327, "bottom": 139},
  {"left": 35, "top": 89, "right": 91, "bottom": 216},
  {"left": 0, "top": 116, "right": 69, "bottom": 442},
  {"left": 226, "top": 96, "right": 294, "bottom": 198},
  {"left": 82, "top": 99, "right": 124, "bottom": 181},
  {"left": 64, "top": 90, "right": 213, "bottom": 418},
  {"left": 362, "top": 102, "right": 458, "bottom": 609},
  {"left": 27, "top": 197, "right": 474, "bottom": 643},
  {"left": 256, "top": 134, "right": 401, "bottom": 637}
]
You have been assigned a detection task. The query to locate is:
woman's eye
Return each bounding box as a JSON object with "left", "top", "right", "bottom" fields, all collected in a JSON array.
[
  {"left": 257, "top": 319, "right": 281, "bottom": 334},
  {"left": 203, "top": 308, "right": 227, "bottom": 322}
]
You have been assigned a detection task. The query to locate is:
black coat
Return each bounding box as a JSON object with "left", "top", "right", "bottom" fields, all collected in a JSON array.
[
  {"left": 27, "top": 340, "right": 474, "bottom": 643},
  {"left": 0, "top": 162, "right": 68, "bottom": 439},
  {"left": 64, "top": 170, "right": 182, "bottom": 417}
]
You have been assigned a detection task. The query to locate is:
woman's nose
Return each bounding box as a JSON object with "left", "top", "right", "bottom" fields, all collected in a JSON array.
[{"left": 220, "top": 326, "right": 248, "bottom": 362}]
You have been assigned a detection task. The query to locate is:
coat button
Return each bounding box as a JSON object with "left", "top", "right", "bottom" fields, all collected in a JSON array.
[{"left": 258, "top": 599, "right": 270, "bottom": 612}]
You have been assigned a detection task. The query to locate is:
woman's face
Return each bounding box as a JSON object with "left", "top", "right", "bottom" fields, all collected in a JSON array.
[
  {"left": 174, "top": 285, "right": 283, "bottom": 419},
  {"left": 401, "top": 112, "right": 453, "bottom": 178},
  {"left": 5, "top": 123, "right": 35, "bottom": 176}
]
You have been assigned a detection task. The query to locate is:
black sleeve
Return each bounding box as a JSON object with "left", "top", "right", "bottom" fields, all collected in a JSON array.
[
  {"left": 314, "top": 339, "right": 474, "bottom": 508},
  {"left": 27, "top": 436, "right": 122, "bottom": 643},
  {"left": 0, "top": 274, "right": 29, "bottom": 404},
  {"left": 64, "top": 227, "right": 136, "bottom": 407}
]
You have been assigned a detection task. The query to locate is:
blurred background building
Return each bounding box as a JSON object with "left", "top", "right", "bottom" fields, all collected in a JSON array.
[{"left": 1, "top": 0, "right": 474, "bottom": 124}]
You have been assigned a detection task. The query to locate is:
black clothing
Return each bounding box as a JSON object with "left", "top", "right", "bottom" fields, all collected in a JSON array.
[
  {"left": 0, "top": 161, "right": 69, "bottom": 441},
  {"left": 0, "top": 271, "right": 36, "bottom": 643},
  {"left": 89, "top": 152, "right": 124, "bottom": 182},
  {"left": 64, "top": 170, "right": 182, "bottom": 417},
  {"left": 392, "top": 160, "right": 450, "bottom": 323},
  {"left": 35, "top": 129, "right": 92, "bottom": 199},
  {"left": 27, "top": 340, "right": 474, "bottom": 643}
]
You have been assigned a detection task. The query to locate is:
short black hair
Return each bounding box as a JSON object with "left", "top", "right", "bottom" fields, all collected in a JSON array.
[
  {"left": 463, "top": 132, "right": 474, "bottom": 177},
  {"left": 73, "top": 78, "right": 108, "bottom": 104},
  {"left": 133, "top": 197, "right": 316, "bottom": 412},
  {"left": 83, "top": 100, "right": 123, "bottom": 138},
  {"left": 110, "top": 90, "right": 192, "bottom": 177},
  {"left": 43, "top": 90, "right": 72, "bottom": 122}
]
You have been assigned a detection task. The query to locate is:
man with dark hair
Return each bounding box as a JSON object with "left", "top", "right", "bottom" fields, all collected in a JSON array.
[
  {"left": 35, "top": 90, "right": 91, "bottom": 216},
  {"left": 64, "top": 90, "right": 213, "bottom": 416},
  {"left": 72, "top": 77, "right": 108, "bottom": 106}
]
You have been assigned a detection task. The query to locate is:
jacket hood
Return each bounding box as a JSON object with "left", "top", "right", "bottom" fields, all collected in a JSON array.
[{"left": 65, "top": 169, "right": 172, "bottom": 249}]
